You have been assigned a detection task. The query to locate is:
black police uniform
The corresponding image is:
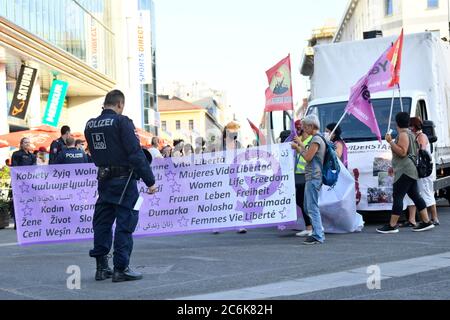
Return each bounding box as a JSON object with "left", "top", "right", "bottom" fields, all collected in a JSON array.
[
  {"left": 84, "top": 109, "right": 155, "bottom": 280},
  {"left": 49, "top": 137, "right": 67, "bottom": 164},
  {"left": 55, "top": 147, "right": 89, "bottom": 164},
  {"left": 11, "top": 149, "right": 37, "bottom": 167},
  {"left": 10, "top": 149, "right": 36, "bottom": 229}
]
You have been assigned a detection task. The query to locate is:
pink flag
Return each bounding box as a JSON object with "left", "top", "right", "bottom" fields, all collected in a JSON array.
[
  {"left": 264, "top": 55, "right": 294, "bottom": 112},
  {"left": 346, "top": 77, "right": 382, "bottom": 143},
  {"left": 345, "top": 31, "right": 405, "bottom": 143}
]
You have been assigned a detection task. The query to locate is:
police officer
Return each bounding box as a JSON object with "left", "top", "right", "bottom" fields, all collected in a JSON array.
[
  {"left": 55, "top": 137, "right": 89, "bottom": 164},
  {"left": 49, "top": 125, "right": 71, "bottom": 164},
  {"left": 11, "top": 138, "right": 37, "bottom": 167},
  {"left": 84, "top": 90, "right": 157, "bottom": 283},
  {"left": 11, "top": 137, "right": 36, "bottom": 229}
]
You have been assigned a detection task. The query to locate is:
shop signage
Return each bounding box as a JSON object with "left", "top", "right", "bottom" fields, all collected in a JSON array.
[
  {"left": 42, "top": 80, "right": 69, "bottom": 127},
  {"left": 137, "top": 10, "right": 152, "bottom": 84},
  {"left": 8, "top": 65, "right": 38, "bottom": 120}
]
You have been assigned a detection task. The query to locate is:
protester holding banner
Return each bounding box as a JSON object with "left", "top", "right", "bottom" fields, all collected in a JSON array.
[
  {"left": 36, "top": 147, "right": 48, "bottom": 165},
  {"left": 377, "top": 112, "right": 435, "bottom": 234},
  {"left": 325, "top": 123, "right": 348, "bottom": 168},
  {"left": 219, "top": 121, "right": 247, "bottom": 234},
  {"left": 292, "top": 120, "right": 313, "bottom": 237},
  {"left": 84, "top": 90, "right": 157, "bottom": 283},
  {"left": 403, "top": 117, "right": 439, "bottom": 227},
  {"left": 292, "top": 115, "right": 326, "bottom": 245},
  {"left": 49, "top": 126, "right": 71, "bottom": 164}
]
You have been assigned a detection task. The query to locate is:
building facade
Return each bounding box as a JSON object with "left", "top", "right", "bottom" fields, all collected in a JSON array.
[
  {"left": 158, "top": 95, "right": 223, "bottom": 146},
  {"left": 160, "top": 81, "right": 234, "bottom": 126},
  {"left": 0, "top": 0, "right": 158, "bottom": 160},
  {"left": 334, "top": 0, "right": 450, "bottom": 42}
]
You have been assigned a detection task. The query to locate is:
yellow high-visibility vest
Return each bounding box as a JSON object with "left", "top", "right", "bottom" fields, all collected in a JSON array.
[{"left": 295, "top": 135, "right": 313, "bottom": 174}]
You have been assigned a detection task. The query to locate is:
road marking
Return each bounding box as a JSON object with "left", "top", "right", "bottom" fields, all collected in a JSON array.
[
  {"left": 181, "top": 256, "right": 222, "bottom": 262},
  {"left": 0, "top": 242, "right": 17, "bottom": 247},
  {"left": 177, "top": 252, "right": 450, "bottom": 300}
]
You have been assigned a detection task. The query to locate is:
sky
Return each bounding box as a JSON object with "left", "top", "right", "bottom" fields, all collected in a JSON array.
[{"left": 154, "top": 0, "right": 349, "bottom": 133}]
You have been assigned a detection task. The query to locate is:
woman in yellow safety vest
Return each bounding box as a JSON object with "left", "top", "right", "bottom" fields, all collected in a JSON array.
[{"left": 293, "top": 120, "right": 313, "bottom": 237}]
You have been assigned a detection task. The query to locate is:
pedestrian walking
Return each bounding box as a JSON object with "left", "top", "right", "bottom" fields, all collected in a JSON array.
[
  {"left": 85, "top": 90, "right": 157, "bottom": 282},
  {"left": 377, "top": 112, "right": 435, "bottom": 234}
]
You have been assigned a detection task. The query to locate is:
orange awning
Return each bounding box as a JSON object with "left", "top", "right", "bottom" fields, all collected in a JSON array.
[{"left": 135, "top": 128, "right": 154, "bottom": 148}]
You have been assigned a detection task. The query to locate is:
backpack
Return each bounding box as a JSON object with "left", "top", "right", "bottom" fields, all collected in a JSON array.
[
  {"left": 316, "top": 135, "right": 341, "bottom": 187},
  {"left": 411, "top": 133, "right": 433, "bottom": 178}
]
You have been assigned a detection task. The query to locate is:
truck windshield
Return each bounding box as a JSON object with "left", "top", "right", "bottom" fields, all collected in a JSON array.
[{"left": 308, "top": 98, "right": 412, "bottom": 142}]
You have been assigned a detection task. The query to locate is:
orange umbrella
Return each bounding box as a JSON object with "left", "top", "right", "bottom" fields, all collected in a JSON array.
[{"left": 0, "top": 126, "right": 60, "bottom": 151}]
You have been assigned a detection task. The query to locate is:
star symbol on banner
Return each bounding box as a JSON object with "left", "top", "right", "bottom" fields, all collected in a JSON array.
[
  {"left": 178, "top": 216, "right": 189, "bottom": 228},
  {"left": 170, "top": 182, "right": 181, "bottom": 193},
  {"left": 22, "top": 205, "right": 33, "bottom": 217},
  {"left": 149, "top": 196, "right": 160, "bottom": 206},
  {"left": 165, "top": 171, "right": 177, "bottom": 182},
  {"left": 19, "top": 183, "right": 30, "bottom": 194},
  {"left": 278, "top": 183, "right": 285, "bottom": 195},
  {"left": 77, "top": 189, "right": 89, "bottom": 201},
  {"left": 279, "top": 207, "right": 287, "bottom": 219}
]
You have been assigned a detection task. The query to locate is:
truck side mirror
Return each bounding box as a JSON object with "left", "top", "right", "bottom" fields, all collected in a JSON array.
[
  {"left": 422, "top": 120, "right": 437, "bottom": 153},
  {"left": 423, "top": 120, "right": 437, "bottom": 143}
]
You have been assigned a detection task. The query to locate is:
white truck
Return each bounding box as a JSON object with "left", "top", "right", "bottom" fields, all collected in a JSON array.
[{"left": 268, "top": 32, "right": 450, "bottom": 211}]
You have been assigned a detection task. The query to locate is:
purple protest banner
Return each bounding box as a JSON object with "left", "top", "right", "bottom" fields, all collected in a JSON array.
[{"left": 11, "top": 143, "right": 297, "bottom": 245}]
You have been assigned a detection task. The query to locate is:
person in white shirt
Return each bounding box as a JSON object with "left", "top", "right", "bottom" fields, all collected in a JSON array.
[{"left": 148, "top": 137, "right": 163, "bottom": 159}]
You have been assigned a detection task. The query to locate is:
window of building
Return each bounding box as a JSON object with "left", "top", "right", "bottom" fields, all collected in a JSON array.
[
  {"left": 385, "top": 0, "right": 393, "bottom": 16},
  {"left": 176, "top": 120, "right": 181, "bottom": 130},
  {"left": 189, "top": 120, "right": 194, "bottom": 130},
  {"left": 162, "top": 121, "right": 167, "bottom": 132},
  {"left": 427, "top": 0, "right": 439, "bottom": 8}
]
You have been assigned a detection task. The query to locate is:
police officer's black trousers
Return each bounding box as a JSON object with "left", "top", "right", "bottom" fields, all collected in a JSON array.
[{"left": 89, "top": 201, "right": 139, "bottom": 271}]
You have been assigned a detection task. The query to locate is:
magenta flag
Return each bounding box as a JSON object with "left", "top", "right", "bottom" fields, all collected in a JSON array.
[
  {"left": 345, "top": 43, "right": 399, "bottom": 142},
  {"left": 264, "top": 55, "right": 294, "bottom": 112},
  {"left": 346, "top": 77, "right": 382, "bottom": 143}
]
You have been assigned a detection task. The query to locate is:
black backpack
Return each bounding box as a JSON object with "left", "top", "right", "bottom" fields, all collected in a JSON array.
[{"left": 410, "top": 133, "right": 433, "bottom": 179}]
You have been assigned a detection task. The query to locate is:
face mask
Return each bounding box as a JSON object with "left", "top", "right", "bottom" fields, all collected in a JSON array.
[{"left": 324, "top": 132, "right": 331, "bottom": 141}]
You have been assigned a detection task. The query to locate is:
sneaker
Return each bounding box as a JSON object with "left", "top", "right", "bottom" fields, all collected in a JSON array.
[
  {"left": 431, "top": 220, "right": 440, "bottom": 226},
  {"left": 296, "top": 230, "right": 313, "bottom": 237},
  {"left": 237, "top": 228, "right": 247, "bottom": 234},
  {"left": 376, "top": 224, "right": 399, "bottom": 234},
  {"left": 413, "top": 221, "right": 435, "bottom": 232},
  {"left": 303, "top": 236, "right": 322, "bottom": 245},
  {"left": 399, "top": 221, "right": 417, "bottom": 228}
]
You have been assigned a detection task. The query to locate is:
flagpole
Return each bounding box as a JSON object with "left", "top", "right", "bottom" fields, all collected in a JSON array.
[
  {"left": 330, "top": 110, "right": 348, "bottom": 138},
  {"left": 398, "top": 84, "right": 404, "bottom": 112},
  {"left": 387, "top": 88, "right": 396, "bottom": 134}
]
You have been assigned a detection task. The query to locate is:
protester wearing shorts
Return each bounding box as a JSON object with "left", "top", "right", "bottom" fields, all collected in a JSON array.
[{"left": 402, "top": 117, "right": 439, "bottom": 227}]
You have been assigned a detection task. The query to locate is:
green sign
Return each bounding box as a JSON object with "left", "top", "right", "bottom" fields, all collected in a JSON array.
[{"left": 42, "top": 80, "right": 69, "bottom": 127}]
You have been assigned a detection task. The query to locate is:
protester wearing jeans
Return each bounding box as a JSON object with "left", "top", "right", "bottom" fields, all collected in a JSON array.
[{"left": 292, "top": 115, "right": 326, "bottom": 245}]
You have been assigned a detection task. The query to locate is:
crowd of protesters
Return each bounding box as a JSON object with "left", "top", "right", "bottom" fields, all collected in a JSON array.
[{"left": 1, "top": 113, "right": 441, "bottom": 243}]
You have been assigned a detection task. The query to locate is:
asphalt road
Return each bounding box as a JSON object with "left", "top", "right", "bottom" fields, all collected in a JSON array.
[{"left": 0, "top": 202, "right": 449, "bottom": 300}]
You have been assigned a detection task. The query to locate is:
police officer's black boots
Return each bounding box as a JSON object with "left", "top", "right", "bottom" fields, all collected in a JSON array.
[
  {"left": 95, "top": 256, "right": 113, "bottom": 281},
  {"left": 112, "top": 267, "right": 143, "bottom": 283}
]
